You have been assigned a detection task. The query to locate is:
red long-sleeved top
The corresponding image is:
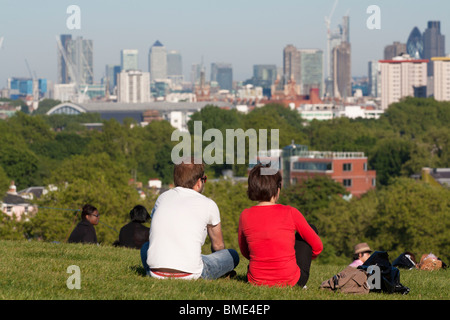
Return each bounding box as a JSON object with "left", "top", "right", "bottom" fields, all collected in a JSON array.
[{"left": 238, "top": 204, "right": 323, "bottom": 287}]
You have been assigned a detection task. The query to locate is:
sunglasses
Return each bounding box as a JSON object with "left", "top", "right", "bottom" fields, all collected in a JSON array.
[
  {"left": 201, "top": 175, "right": 207, "bottom": 183},
  {"left": 90, "top": 213, "right": 100, "bottom": 218}
]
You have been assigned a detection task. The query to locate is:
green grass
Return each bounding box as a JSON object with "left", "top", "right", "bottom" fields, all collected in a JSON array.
[{"left": 0, "top": 240, "right": 448, "bottom": 300}]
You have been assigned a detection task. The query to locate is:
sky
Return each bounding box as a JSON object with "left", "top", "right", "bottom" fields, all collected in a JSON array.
[{"left": 0, "top": 0, "right": 449, "bottom": 87}]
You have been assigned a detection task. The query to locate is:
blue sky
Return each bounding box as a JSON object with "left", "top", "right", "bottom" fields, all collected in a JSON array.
[{"left": 0, "top": 0, "right": 449, "bottom": 87}]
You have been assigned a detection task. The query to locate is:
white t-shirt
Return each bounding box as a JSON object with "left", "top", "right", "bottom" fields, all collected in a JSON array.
[{"left": 147, "top": 187, "right": 221, "bottom": 275}]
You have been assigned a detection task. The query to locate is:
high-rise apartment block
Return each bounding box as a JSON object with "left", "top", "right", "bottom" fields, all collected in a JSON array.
[
  {"left": 148, "top": 40, "right": 167, "bottom": 82},
  {"left": 423, "top": 21, "right": 446, "bottom": 76},
  {"left": 379, "top": 54, "right": 428, "bottom": 109},
  {"left": 117, "top": 70, "right": 151, "bottom": 103},
  {"left": 432, "top": 57, "right": 450, "bottom": 101},
  {"left": 121, "top": 49, "right": 139, "bottom": 71}
]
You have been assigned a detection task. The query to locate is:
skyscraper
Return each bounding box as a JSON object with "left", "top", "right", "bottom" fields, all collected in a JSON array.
[
  {"left": 252, "top": 65, "right": 277, "bottom": 89},
  {"left": 148, "top": 40, "right": 167, "bottom": 82},
  {"left": 299, "top": 49, "right": 324, "bottom": 96},
  {"left": 384, "top": 41, "right": 407, "bottom": 60},
  {"left": 283, "top": 45, "right": 301, "bottom": 88},
  {"left": 325, "top": 16, "right": 350, "bottom": 97},
  {"left": 191, "top": 64, "right": 201, "bottom": 85},
  {"left": 423, "top": 21, "right": 446, "bottom": 76},
  {"left": 72, "top": 36, "right": 94, "bottom": 85},
  {"left": 332, "top": 41, "right": 351, "bottom": 99},
  {"left": 121, "top": 49, "right": 139, "bottom": 71},
  {"left": 167, "top": 50, "right": 183, "bottom": 86},
  {"left": 58, "top": 34, "right": 72, "bottom": 84},
  {"left": 105, "top": 64, "right": 121, "bottom": 94},
  {"left": 57, "top": 35, "right": 94, "bottom": 85},
  {"left": 406, "top": 27, "right": 424, "bottom": 59},
  {"left": 211, "top": 63, "right": 233, "bottom": 91},
  {"left": 368, "top": 60, "right": 381, "bottom": 98}
]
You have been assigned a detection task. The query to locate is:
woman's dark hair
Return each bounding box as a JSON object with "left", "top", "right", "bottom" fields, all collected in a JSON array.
[
  {"left": 81, "top": 204, "right": 97, "bottom": 219},
  {"left": 247, "top": 163, "right": 282, "bottom": 202},
  {"left": 129, "top": 205, "right": 150, "bottom": 223}
]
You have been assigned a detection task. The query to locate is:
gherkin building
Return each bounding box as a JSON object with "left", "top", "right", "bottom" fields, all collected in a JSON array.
[{"left": 406, "top": 27, "right": 424, "bottom": 59}]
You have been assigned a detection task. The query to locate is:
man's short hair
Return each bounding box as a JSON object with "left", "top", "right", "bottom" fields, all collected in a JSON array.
[
  {"left": 247, "top": 163, "right": 282, "bottom": 202},
  {"left": 129, "top": 205, "right": 150, "bottom": 223},
  {"left": 81, "top": 204, "right": 98, "bottom": 219},
  {"left": 173, "top": 157, "right": 205, "bottom": 189}
]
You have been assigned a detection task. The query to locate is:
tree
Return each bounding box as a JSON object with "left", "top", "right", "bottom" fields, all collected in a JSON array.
[
  {"left": 369, "top": 138, "right": 413, "bottom": 186},
  {"left": 30, "top": 153, "right": 143, "bottom": 244},
  {"left": 369, "top": 178, "right": 450, "bottom": 262},
  {"left": 278, "top": 175, "right": 349, "bottom": 217},
  {"left": 33, "top": 99, "right": 61, "bottom": 115}
]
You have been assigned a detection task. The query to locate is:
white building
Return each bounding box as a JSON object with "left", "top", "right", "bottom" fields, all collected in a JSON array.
[
  {"left": 117, "top": 70, "right": 151, "bottom": 103},
  {"left": 379, "top": 54, "right": 428, "bottom": 109},
  {"left": 298, "top": 103, "right": 335, "bottom": 121},
  {"left": 432, "top": 57, "right": 450, "bottom": 101},
  {"left": 335, "top": 106, "right": 383, "bottom": 119},
  {"left": 53, "top": 83, "right": 77, "bottom": 102}
]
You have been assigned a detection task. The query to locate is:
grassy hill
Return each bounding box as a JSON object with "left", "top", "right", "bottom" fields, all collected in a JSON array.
[{"left": 0, "top": 240, "right": 448, "bottom": 302}]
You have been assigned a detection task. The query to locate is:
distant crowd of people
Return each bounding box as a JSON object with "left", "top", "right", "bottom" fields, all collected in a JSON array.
[{"left": 68, "top": 159, "right": 371, "bottom": 287}]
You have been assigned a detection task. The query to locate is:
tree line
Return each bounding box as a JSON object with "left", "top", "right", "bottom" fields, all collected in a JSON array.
[{"left": 0, "top": 97, "right": 448, "bottom": 262}]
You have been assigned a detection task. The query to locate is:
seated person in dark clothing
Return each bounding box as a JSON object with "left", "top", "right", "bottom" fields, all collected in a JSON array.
[
  {"left": 116, "top": 205, "right": 150, "bottom": 249},
  {"left": 68, "top": 204, "right": 99, "bottom": 244}
]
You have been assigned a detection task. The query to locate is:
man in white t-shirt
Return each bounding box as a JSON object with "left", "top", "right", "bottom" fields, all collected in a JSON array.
[{"left": 140, "top": 159, "right": 239, "bottom": 280}]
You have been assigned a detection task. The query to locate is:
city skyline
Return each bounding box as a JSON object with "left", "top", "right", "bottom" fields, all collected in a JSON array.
[{"left": 0, "top": 0, "right": 449, "bottom": 87}]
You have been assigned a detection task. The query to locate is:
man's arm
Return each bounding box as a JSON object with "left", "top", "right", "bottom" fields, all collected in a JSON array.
[{"left": 207, "top": 223, "right": 225, "bottom": 252}]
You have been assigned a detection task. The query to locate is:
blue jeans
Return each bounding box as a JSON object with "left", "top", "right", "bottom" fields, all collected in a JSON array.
[{"left": 140, "top": 242, "right": 239, "bottom": 280}]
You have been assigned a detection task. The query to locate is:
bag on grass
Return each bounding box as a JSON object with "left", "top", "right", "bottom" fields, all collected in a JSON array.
[
  {"left": 392, "top": 252, "right": 417, "bottom": 270},
  {"left": 417, "top": 253, "right": 447, "bottom": 271},
  {"left": 320, "top": 266, "right": 369, "bottom": 294}
]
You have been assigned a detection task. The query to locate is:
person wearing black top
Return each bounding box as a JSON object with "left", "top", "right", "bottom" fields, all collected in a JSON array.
[
  {"left": 67, "top": 204, "right": 99, "bottom": 244},
  {"left": 116, "top": 205, "right": 150, "bottom": 249}
]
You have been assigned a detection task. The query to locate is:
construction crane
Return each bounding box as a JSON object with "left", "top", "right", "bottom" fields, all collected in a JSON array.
[
  {"left": 55, "top": 35, "right": 83, "bottom": 102},
  {"left": 25, "top": 59, "right": 40, "bottom": 103},
  {"left": 325, "top": 0, "right": 339, "bottom": 79}
]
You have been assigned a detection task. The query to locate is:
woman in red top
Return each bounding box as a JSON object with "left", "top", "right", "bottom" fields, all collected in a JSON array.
[{"left": 238, "top": 164, "right": 323, "bottom": 287}]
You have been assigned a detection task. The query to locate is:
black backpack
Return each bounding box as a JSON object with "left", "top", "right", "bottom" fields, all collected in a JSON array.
[{"left": 358, "top": 251, "right": 410, "bottom": 295}]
